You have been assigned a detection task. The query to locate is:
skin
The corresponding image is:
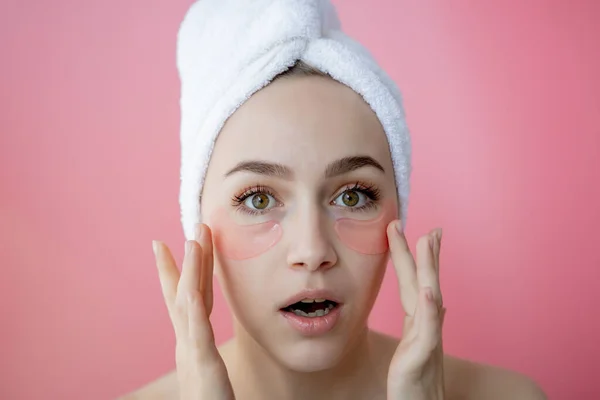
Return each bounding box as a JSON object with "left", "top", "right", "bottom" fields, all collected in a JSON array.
[{"left": 120, "top": 75, "right": 547, "bottom": 399}]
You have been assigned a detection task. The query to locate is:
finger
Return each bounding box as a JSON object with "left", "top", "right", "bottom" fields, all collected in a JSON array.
[
  {"left": 433, "top": 228, "right": 442, "bottom": 274},
  {"left": 153, "top": 241, "right": 187, "bottom": 336},
  {"left": 415, "top": 232, "right": 442, "bottom": 306},
  {"left": 196, "top": 224, "right": 215, "bottom": 316},
  {"left": 387, "top": 220, "right": 419, "bottom": 316},
  {"left": 187, "top": 290, "right": 217, "bottom": 356},
  {"left": 153, "top": 241, "right": 180, "bottom": 311},
  {"left": 412, "top": 287, "right": 442, "bottom": 365},
  {"left": 176, "top": 239, "right": 203, "bottom": 307},
  {"left": 432, "top": 228, "right": 443, "bottom": 305}
]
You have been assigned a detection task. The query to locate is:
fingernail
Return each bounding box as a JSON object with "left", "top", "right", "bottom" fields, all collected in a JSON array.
[
  {"left": 152, "top": 240, "right": 158, "bottom": 257},
  {"left": 428, "top": 235, "right": 434, "bottom": 250},
  {"left": 395, "top": 220, "right": 403, "bottom": 234}
]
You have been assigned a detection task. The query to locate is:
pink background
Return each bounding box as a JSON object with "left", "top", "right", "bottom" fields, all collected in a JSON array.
[{"left": 1, "top": 0, "right": 599, "bottom": 399}]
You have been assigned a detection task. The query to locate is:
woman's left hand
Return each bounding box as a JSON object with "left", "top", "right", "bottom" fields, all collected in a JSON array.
[{"left": 386, "top": 222, "right": 446, "bottom": 399}]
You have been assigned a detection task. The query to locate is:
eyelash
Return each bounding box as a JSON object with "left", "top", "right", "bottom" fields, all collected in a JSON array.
[
  {"left": 231, "top": 185, "right": 280, "bottom": 216},
  {"left": 231, "top": 182, "right": 381, "bottom": 216}
]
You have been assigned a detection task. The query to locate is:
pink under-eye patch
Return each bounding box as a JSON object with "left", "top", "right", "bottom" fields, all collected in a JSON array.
[
  {"left": 210, "top": 208, "right": 283, "bottom": 260},
  {"left": 209, "top": 202, "right": 397, "bottom": 259},
  {"left": 334, "top": 203, "right": 397, "bottom": 255}
]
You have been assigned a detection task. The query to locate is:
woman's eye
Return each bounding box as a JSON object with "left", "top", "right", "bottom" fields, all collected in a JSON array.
[
  {"left": 333, "top": 190, "right": 368, "bottom": 208},
  {"left": 244, "top": 193, "right": 275, "bottom": 210}
]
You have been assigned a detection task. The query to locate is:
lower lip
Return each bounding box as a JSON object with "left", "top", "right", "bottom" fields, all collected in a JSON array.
[{"left": 280, "top": 305, "right": 342, "bottom": 336}]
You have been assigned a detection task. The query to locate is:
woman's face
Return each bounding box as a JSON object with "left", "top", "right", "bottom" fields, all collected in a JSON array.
[{"left": 201, "top": 75, "right": 398, "bottom": 372}]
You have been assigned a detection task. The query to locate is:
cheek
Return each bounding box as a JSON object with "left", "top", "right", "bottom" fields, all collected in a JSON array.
[
  {"left": 216, "top": 258, "right": 269, "bottom": 311},
  {"left": 334, "top": 203, "right": 397, "bottom": 255},
  {"left": 340, "top": 255, "right": 388, "bottom": 319},
  {"left": 352, "top": 255, "right": 389, "bottom": 285},
  {"left": 210, "top": 208, "right": 283, "bottom": 260}
]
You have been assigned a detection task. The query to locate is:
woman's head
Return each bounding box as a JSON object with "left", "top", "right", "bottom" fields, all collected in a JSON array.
[
  {"left": 177, "top": 0, "right": 412, "bottom": 373},
  {"left": 200, "top": 62, "right": 398, "bottom": 371}
]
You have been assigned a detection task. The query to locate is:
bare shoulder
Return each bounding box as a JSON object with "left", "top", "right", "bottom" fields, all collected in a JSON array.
[
  {"left": 370, "top": 331, "right": 547, "bottom": 400},
  {"left": 445, "top": 355, "right": 547, "bottom": 399},
  {"left": 116, "top": 341, "right": 236, "bottom": 400},
  {"left": 116, "top": 370, "right": 178, "bottom": 400}
]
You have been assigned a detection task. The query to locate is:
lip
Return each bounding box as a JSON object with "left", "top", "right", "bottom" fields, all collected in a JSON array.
[
  {"left": 280, "top": 305, "right": 342, "bottom": 336},
  {"left": 278, "top": 288, "right": 344, "bottom": 309}
]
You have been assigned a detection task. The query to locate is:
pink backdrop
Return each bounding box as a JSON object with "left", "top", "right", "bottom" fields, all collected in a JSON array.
[{"left": 1, "top": 1, "right": 599, "bottom": 399}]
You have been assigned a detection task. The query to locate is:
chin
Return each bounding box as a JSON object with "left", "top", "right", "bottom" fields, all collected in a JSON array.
[{"left": 267, "top": 334, "right": 352, "bottom": 372}]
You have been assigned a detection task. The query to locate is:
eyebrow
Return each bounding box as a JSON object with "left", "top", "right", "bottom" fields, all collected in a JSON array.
[
  {"left": 324, "top": 156, "right": 385, "bottom": 178},
  {"left": 224, "top": 155, "right": 384, "bottom": 179},
  {"left": 225, "top": 160, "right": 293, "bottom": 178}
]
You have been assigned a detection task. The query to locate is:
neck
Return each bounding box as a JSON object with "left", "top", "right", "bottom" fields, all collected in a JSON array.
[{"left": 227, "top": 323, "right": 386, "bottom": 400}]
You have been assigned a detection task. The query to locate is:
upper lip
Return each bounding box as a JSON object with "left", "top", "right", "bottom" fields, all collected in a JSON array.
[{"left": 279, "top": 288, "right": 343, "bottom": 309}]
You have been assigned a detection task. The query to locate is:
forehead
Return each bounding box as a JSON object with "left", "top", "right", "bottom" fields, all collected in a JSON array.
[{"left": 213, "top": 76, "right": 391, "bottom": 172}]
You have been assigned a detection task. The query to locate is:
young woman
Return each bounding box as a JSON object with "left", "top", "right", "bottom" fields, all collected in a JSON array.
[{"left": 122, "top": 1, "right": 546, "bottom": 399}]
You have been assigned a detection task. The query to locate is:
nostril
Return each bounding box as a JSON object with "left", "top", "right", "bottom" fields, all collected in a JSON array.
[
  {"left": 289, "top": 260, "right": 334, "bottom": 271},
  {"left": 285, "top": 223, "right": 338, "bottom": 269}
]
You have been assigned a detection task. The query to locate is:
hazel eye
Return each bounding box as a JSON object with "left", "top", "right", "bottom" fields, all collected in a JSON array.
[
  {"left": 245, "top": 193, "right": 275, "bottom": 210},
  {"left": 333, "top": 190, "right": 368, "bottom": 208}
]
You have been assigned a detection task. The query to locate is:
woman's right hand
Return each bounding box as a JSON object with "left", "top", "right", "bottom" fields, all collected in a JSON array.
[{"left": 152, "top": 224, "right": 235, "bottom": 400}]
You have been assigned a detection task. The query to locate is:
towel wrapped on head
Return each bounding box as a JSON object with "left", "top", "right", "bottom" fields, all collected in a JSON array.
[{"left": 177, "top": 0, "right": 412, "bottom": 241}]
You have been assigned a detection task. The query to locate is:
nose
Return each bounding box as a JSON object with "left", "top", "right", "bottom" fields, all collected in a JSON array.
[{"left": 286, "top": 207, "right": 337, "bottom": 272}]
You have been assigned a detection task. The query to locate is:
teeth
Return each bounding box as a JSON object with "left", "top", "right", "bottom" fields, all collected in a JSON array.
[
  {"left": 299, "top": 298, "right": 328, "bottom": 303},
  {"left": 293, "top": 309, "right": 309, "bottom": 317},
  {"left": 290, "top": 306, "right": 332, "bottom": 318}
]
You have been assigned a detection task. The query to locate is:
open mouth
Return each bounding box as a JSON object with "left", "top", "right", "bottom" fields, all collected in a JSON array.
[{"left": 281, "top": 298, "right": 339, "bottom": 318}]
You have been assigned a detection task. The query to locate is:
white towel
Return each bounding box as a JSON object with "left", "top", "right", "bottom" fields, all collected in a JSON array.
[{"left": 177, "top": 0, "right": 412, "bottom": 241}]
